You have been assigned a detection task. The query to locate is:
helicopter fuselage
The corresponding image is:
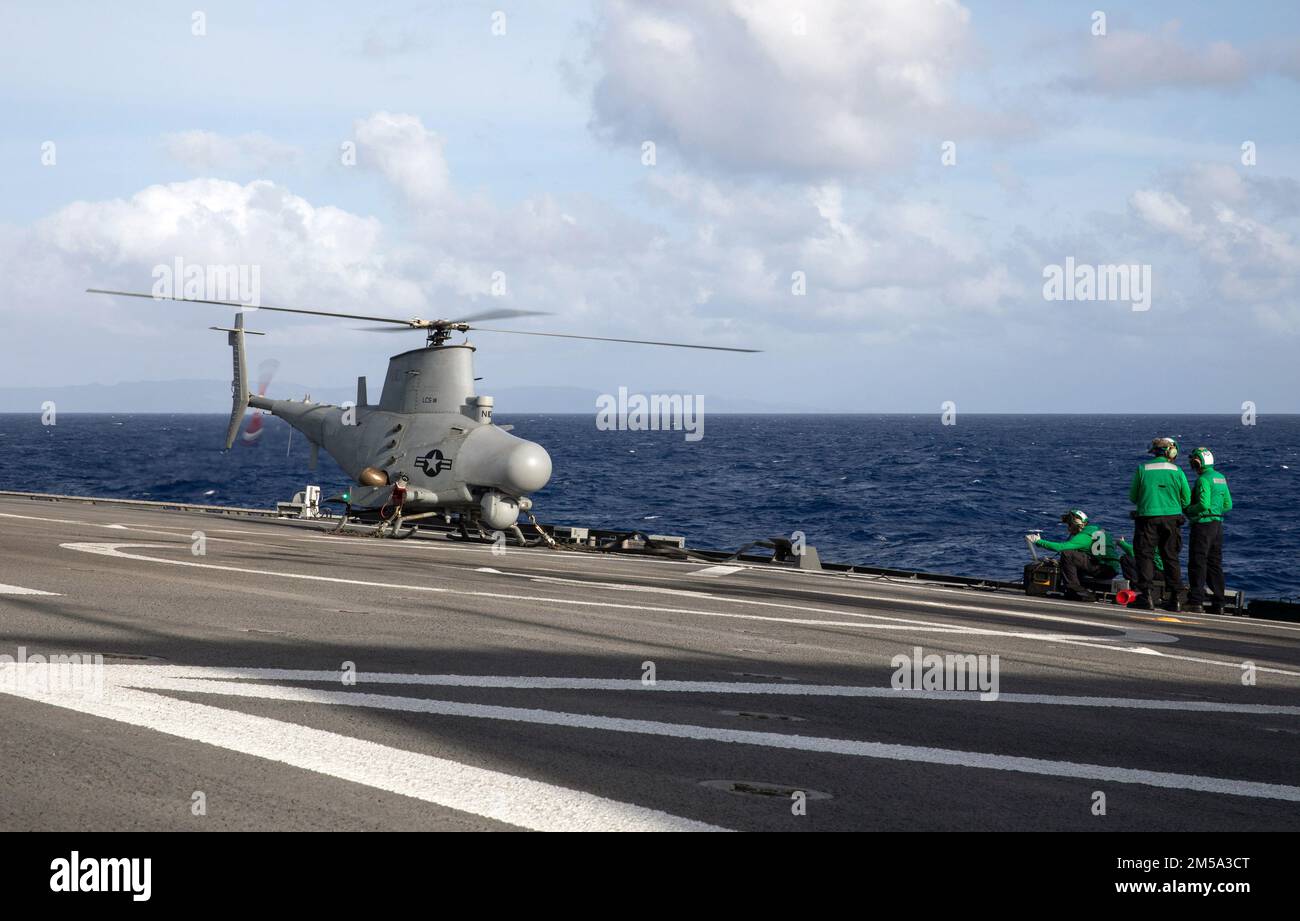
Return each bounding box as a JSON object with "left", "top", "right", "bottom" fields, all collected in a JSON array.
[
  {"left": 85, "top": 288, "right": 753, "bottom": 532},
  {"left": 247, "top": 341, "right": 552, "bottom": 530}
]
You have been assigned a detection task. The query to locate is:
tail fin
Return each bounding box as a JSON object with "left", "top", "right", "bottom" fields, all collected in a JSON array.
[{"left": 209, "top": 313, "right": 265, "bottom": 449}]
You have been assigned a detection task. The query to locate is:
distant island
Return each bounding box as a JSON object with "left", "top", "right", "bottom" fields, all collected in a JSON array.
[{"left": 0, "top": 381, "right": 816, "bottom": 414}]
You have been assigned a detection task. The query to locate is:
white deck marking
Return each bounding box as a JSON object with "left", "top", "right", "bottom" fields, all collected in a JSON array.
[
  {"left": 0, "top": 665, "right": 722, "bottom": 832},
  {"left": 692, "top": 565, "right": 744, "bottom": 578},
  {"left": 55, "top": 666, "right": 1300, "bottom": 804},
  {"left": 7, "top": 663, "right": 1297, "bottom": 808},
  {"left": 8, "top": 506, "right": 1300, "bottom": 635},
  {"left": 58, "top": 542, "right": 1300, "bottom": 677},
  {"left": 784, "top": 566, "right": 1300, "bottom": 635},
  {"left": 466, "top": 571, "right": 1300, "bottom": 674},
  {"left": 0, "top": 582, "right": 60, "bottom": 596},
  {"left": 452, "top": 561, "right": 1173, "bottom": 638},
  {"left": 55, "top": 542, "right": 983, "bottom": 636},
  {"left": 466, "top": 566, "right": 1203, "bottom": 653},
  {"left": 471, "top": 565, "right": 1145, "bottom": 639},
  {"left": 97, "top": 665, "right": 1300, "bottom": 716},
  {"left": 0, "top": 511, "right": 88, "bottom": 526}
]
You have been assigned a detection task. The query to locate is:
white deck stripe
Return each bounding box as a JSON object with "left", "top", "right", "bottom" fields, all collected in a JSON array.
[
  {"left": 0, "top": 582, "right": 60, "bottom": 596},
  {"left": 98, "top": 665, "right": 1300, "bottom": 716},
  {"left": 55, "top": 543, "right": 985, "bottom": 636},
  {"left": 0, "top": 671, "right": 722, "bottom": 832},
  {"left": 477, "top": 570, "right": 1197, "bottom": 655},
  {"left": 9, "top": 505, "right": 1300, "bottom": 634},
  {"left": 57, "top": 542, "right": 1300, "bottom": 678},
  {"left": 692, "top": 565, "right": 744, "bottom": 577},
  {"left": 114, "top": 675, "right": 1300, "bottom": 804}
]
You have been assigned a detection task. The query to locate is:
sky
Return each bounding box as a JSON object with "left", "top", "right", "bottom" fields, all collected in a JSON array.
[{"left": 1, "top": 0, "right": 1298, "bottom": 412}]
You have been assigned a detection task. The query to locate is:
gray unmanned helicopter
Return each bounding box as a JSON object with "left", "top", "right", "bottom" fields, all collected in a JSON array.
[{"left": 88, "top": 288, "right": 757, "bottom": 538}]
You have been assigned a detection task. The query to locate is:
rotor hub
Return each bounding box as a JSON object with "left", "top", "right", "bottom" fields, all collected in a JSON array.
[{"left": 426, "top": 322, "right": 470, "bottom": 347}]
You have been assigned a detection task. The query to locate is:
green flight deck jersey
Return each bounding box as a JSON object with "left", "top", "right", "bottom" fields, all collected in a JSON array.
[
  {"left": 1036, "top": 524, "right": 1122, "bottom": 573},
  {"left": 1186, "top": 466, "right": 1232, "bottom": 524},
  {"left": 1129, "top": 459, "right": 1191, "bottom": 517}
]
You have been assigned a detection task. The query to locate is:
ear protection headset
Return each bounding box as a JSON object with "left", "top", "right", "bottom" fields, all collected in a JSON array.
[{"left": 1149, "top": 437, "right": 1178, "bottom": 461}]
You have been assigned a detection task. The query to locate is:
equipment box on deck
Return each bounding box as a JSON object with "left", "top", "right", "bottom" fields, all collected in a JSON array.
[{"left": 1024, "top": 560, "right": 1059, "bottom": 596}]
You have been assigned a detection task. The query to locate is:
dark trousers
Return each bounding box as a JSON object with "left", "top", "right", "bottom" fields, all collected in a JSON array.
[
  {"left": 1120, "top": 554, "right": 1166, "bottom": 587},
  {"left": 1059, "top": 550, "right": 1115, "bottom": 593},
  {"left": 1134, "top": 515, "right": 1183, "bottom": 599},
  {"left": 1187, "top": 520, "right": 1225, "bottom": 607}
]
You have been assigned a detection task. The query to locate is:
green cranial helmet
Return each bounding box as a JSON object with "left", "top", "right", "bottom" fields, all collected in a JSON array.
[
  {"left": 1190, "top": 447, "right": 1215, "bottom": 470},
  {"left": 1149, "top": 436, "right": 1178, "bottom": 460},
  {"left": 1061, "top": 508, "right": 1088, "bottom": 530}
]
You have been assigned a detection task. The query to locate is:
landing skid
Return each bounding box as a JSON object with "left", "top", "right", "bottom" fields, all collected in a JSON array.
[{"left": 324, "top": 503, "right": 420, "bottom": 539}]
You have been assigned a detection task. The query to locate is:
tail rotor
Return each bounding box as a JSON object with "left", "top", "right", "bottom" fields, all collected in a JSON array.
[{"left": 240, "top": 359, "right": 280, "bottom": 447}]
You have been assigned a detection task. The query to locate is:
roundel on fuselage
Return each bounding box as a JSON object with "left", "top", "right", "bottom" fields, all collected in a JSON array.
[{"left": 415, "top": 448, "right": 453, "bottom": 476}]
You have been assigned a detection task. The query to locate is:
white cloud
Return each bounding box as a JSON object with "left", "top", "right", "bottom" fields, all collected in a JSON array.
[
  {"left": 354, "top": 111, "right": 450, "bottom": 204},
  {"left": 1065, "top": 21, "right": 1296, "bottom": 96},
  {"left": 163, "top": 130, "right": 302, "bottom": 171},
  {"left": 359, "top": 28, "right": 432, "bottom": 59},
  {"left": 587, "top": 0, "right": 981, "bottom": 177},
  {"left": 1130, "top": 188, "right": 1203, "bottom": 244},
  {"left": 643, "top": 171, "right": 1026, "bottom": 339},
  {"left": 8, "top": 110, "right": 1297, "bottom": 398},
  {"left": 1129, "top": 165, "right": 1300, "bottom": 327},
  {"left": 13, "top": 178, "right": 425, "bottom": 343}
]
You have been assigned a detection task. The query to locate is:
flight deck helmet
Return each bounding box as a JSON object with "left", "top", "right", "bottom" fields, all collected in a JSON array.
[
  {"left": 1189, "top": 447, "right": 1215, "bottom": 472},
  {"left": 1149, "top": 436, "right": 1179, "bottom": 461},
  {"left": 1061, "top": 508, "right": 1088, "bottom": 533}
]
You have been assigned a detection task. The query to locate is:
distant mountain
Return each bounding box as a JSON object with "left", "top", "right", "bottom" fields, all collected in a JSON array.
[
  {"left": 0, "top": 380, "right": 818, "bottom": 414},
  {"left": 0, "top": 380, "right": 352, "bottom": 413},
  {"left": 488, "top": 386, "right": 816, "bottom": 414}
]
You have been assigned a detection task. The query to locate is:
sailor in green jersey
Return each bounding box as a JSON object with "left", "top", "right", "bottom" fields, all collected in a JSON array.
[
  {"left": 1116, "top": 535, "right": 1163, "bottom": 584},
  {"left": 1185, "top": 447, "right": 1233, "bottom": 614},
  {"left": 1027, "top": 509, "right": 1120, "bottom": 602},
  {"left": 1129, "top": 436, "right": 1191, "bottom": 611}
]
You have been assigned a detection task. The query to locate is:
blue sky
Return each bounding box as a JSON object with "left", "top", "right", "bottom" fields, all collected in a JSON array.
[{"left": 1, "top": 0, "right": 1298, "bottom": 411}]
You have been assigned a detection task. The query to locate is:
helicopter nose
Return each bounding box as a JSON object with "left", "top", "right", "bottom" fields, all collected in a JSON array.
[
  {"left": 458, "top": 425, "right": 552, "bottom": 496},
  {"left": 503, "top": 440, "right": 552, "bottom": 494}
]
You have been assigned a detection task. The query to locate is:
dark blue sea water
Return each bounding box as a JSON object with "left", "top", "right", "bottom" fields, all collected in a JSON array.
[{"left": 3, "top": 414, "right": 1297, "bottom": 597}]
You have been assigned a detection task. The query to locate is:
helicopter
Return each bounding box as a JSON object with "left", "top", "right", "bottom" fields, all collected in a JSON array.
[{"left": 87, "top": 288, "right": 757, "bottom": 540}]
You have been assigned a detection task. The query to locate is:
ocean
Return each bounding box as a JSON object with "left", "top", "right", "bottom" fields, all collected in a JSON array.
[{"left": 2, "top": 413, "right": 1296, "bottom": 597}]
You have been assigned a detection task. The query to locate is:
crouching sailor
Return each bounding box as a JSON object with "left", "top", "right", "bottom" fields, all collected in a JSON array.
[
  {"left": 1116, "top": 534, "right": 1163, "bottom": 585},
  {"left": 1026, "top": 508, "right": 1121, "bottom": 602}
]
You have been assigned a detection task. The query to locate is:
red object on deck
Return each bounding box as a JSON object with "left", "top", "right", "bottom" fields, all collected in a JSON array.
[{"left": 1115, "top": 589, "right": 1137, "bottom": 606}]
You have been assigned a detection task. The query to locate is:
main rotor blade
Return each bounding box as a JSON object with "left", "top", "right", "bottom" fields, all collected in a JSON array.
[
  {"left": 350, "top": 308, "right": 551, "bottom": 332},
  {"left": 87, "top": 288, "right": 419, "bottom": 327},
  {"left": 469, "top": 327, "right": 761, "bottom": 353},
  {"left": 447, "top": 307, "right": 552, "bottom": 324}
]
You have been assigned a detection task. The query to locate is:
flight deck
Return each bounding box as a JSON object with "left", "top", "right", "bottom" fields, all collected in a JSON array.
[{"left": 1, "top": 492, "right": 1297, "bottom": 832}]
